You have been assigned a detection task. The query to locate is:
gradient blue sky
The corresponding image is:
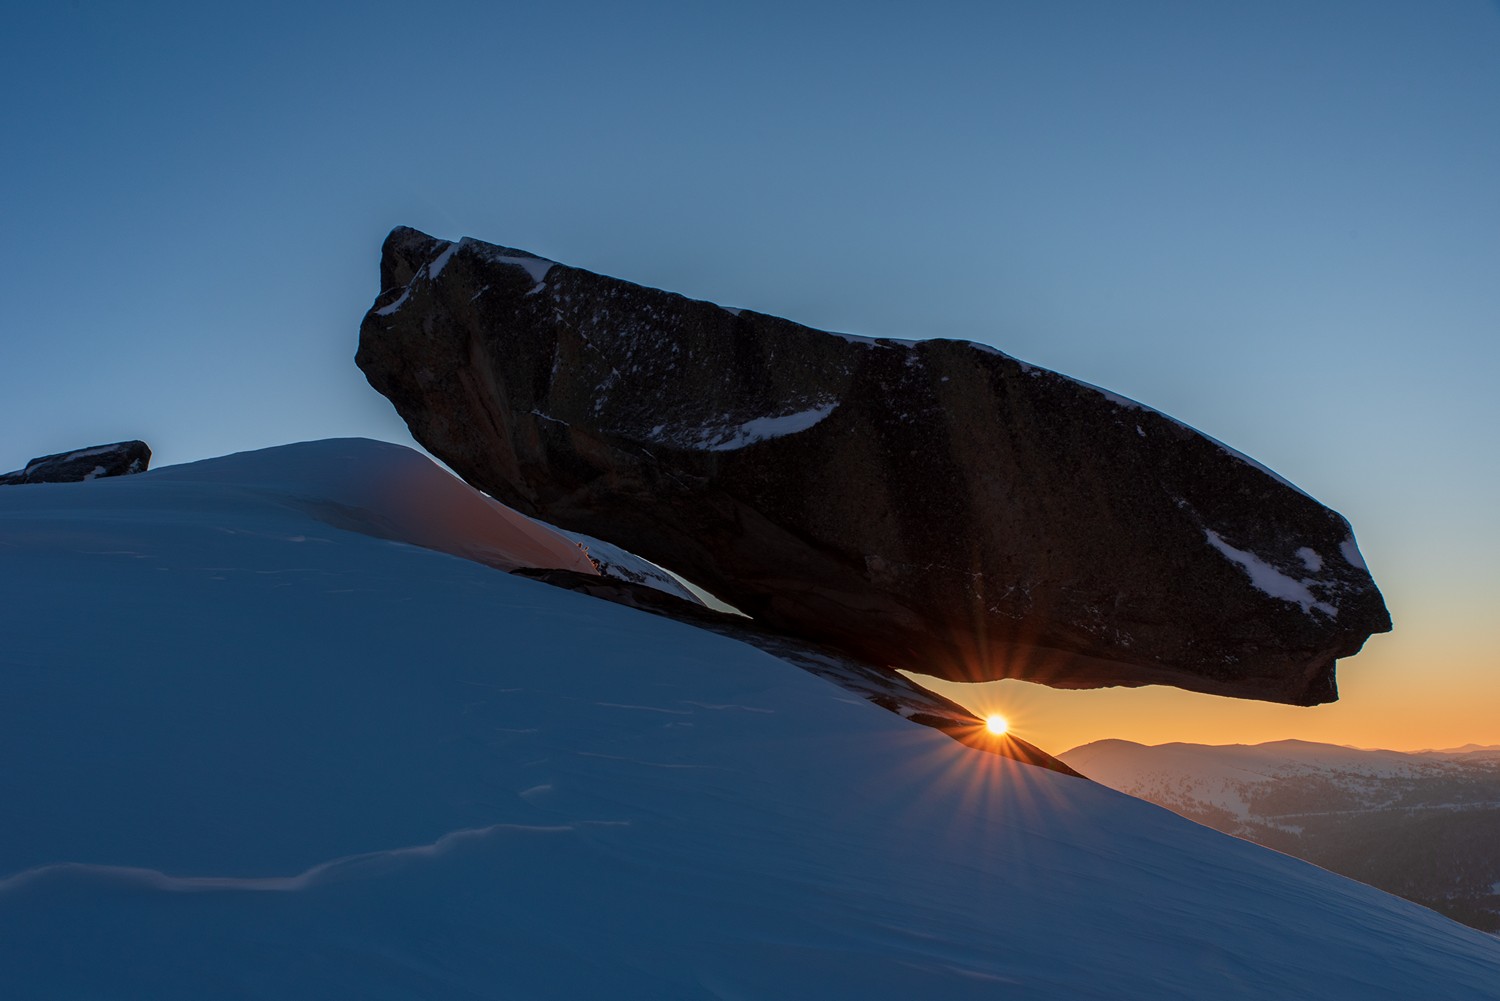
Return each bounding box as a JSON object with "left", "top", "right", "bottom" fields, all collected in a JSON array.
[{"left": 3, "top": 1, "right": 1496, "bottom": 750}]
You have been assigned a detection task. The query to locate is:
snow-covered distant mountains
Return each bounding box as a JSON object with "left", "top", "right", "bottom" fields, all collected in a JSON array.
[
  {"left": 2, "top": 439, "right": 1497, "bottom": 999},
  {"left": 1061, "top": 739, "right": 1500, "bottom": 933}
]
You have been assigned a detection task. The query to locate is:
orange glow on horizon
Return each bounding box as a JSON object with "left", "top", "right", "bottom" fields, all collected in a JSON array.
[{"left": 896, "top": 610, "right": 1500, "bottom": 756}]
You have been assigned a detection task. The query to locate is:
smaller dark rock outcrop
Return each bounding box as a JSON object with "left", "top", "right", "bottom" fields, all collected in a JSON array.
[{"left": 0, "top": 441, "right": 152, "bottom": 486}]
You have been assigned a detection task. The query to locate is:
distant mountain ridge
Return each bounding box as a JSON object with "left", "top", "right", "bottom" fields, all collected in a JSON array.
[
  {"left": 1060, "top": 738, "right": 1500, "bottom": 932},
  {"left": 1420, "top": 744, "right": 1500, "bottom": 755}
]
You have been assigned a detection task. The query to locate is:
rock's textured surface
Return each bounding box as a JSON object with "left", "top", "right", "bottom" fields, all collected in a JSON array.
[
  {"left": 358, "top": 227, "right": 1391, "bottom": 706},
  {"left": 0, "top": 441, "right": 151, "bottom": 485}
]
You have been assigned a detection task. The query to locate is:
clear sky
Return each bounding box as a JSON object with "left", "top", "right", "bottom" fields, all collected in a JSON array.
[{"left": 3, "top": 1, "right": 1497, "bottom": 752}]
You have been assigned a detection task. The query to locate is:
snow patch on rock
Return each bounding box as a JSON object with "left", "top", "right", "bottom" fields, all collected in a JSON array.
[
  {"left": 562, "top": 530, "right": 704, "bottom": 605},
  {"left": 374, "top": 287, "right": 411, "bottom": 316},
  {"left": 831, "top": 331, "right": 919, "bottom": 348},
  {"left": 375, "top": 239, "right": 554, "bottom": 315},
  {"left": 426, "top": 241, "right": 461, "bottom": 280},
  {"left": 660, "top": 401, "right": 841, "bottom": 452},
  {"left": 1296, "top": 547, "right": 1324, "bottom": 572},
  {"left": 469, "top": 240, "right": 555, "bottom": 284},
  {"left": 1341, "top": 535, "right": 1369, "bottom": 572},
  {"left": 1205, "top": 530, "right": 1337, "bottom": 618}
]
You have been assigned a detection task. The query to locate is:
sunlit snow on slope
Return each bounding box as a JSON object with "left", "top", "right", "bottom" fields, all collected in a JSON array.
[
  {"left": 558, "top": 528, "right": 704, "bottom": 604},
  {"left": 464, "top": 239, "right": 556, "bottom": 284},
  {"left": 0, "top": 439, "right": 1496, "bottom": 1000},
  {"left": 143, "top": 437, "right": 599, "bottom": 576}
]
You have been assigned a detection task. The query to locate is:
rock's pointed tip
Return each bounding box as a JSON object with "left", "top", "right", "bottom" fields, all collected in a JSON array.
[{"left": 379, "top": 226, "right": 448, "bottom": 292}]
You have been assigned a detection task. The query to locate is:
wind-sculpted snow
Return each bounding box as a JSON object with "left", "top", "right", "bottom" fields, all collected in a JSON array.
[
  {"left": 145, "top": 436, "right": 599, "bottom": 576},
  {"left": 0, "top": 822, "right": 614, "bottom": 894},
  {"left": 0, "top": 439, "right": 1494, "bottom": 999}
]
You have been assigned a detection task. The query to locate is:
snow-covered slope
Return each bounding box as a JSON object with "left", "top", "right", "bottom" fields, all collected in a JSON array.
[
  {"left": 142, "top": 435, "right": 600, "bottom": 576},
  {"left": 2, "top": 439, "right": 1497, "bottom": 999}
]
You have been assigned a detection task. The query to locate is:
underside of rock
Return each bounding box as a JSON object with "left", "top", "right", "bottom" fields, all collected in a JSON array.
[
  {"left": 1, "top": 440, "right": 151, "bottom": 486},
  {"left": 357, "top": 227, "right": 1392, "bottom": 706}
]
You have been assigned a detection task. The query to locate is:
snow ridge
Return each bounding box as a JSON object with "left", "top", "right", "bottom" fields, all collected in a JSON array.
[{"left": 1, "top": 439, "right": 1491, "bottom": 1000}]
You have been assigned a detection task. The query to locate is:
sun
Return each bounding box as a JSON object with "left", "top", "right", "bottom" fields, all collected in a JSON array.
[{"left": 984, "top": 714, "right": 1009, "bottom": 736}]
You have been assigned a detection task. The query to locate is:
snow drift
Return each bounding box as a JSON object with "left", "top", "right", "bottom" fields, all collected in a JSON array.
[{"left": 0, "top": 439, "right": 1494, "bottom": 999}]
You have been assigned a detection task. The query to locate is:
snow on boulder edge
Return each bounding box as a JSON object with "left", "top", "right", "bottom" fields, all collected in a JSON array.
[{"left": 358, "top": 227, "right": 1391, "bottom": 706}]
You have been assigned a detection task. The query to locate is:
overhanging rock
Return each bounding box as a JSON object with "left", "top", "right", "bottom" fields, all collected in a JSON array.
[{"left": 357, "top": 227, "right": 1391, "bottom": 706}]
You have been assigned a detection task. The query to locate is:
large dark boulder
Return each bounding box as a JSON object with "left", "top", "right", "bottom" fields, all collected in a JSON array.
[
  {"left": 358, "top": 227, "right": 1391, "bottom": 706},
  {"left": 0, "top": 441, "right": 151, "bottom": 486}
]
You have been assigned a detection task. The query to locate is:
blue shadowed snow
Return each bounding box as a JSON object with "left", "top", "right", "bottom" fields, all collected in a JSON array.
[{"left": 1, "top": 439, "right": 1497, "bottom": 999}]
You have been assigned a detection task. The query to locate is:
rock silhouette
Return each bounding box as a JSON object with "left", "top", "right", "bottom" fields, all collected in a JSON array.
[
  {"left": 358, "top": 227, "right": 1391, "bottom": 705},
  {"left": 1, "top": 441, "right": 151, "bottom": 486}
]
